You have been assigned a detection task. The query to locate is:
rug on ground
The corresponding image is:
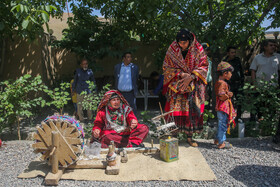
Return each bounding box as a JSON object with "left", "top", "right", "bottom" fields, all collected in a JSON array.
[{"left": 18, "top": 143, "right": 217, "bottom": 181}]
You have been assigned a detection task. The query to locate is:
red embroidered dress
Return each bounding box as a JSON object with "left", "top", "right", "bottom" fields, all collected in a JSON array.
[
  {"left": 163, "top": 34, "right": 208, "bottom": 135},
  {"left": 215, "top": 80, "right": 236, "bottom": 127},
  {"left": 92, "top": 90, "right": 149, "bottom": 148}
]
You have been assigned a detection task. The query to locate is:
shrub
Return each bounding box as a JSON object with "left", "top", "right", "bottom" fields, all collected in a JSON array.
[
  {"left": 44, "top": 82, "right": 71, "bottom": 114},
  {"left": 0, "top": 74, "right": 47, "bottom": 140},
  {"left": 238, "top": 79, "right": 280, "bottom": 137},
  {"left": 80, "top": 81, "right": 111, "bottom": 138},
  {"left": 80, "top": 81, "right": 111, "bottom": 112}
]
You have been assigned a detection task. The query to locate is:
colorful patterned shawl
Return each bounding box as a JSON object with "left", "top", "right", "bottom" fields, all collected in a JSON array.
[
  {"left": 163, "top": 34, "right": 208, "bottom": 118},
  {"left": 97, "top": 90, "right": 132, "bottom": 133}
]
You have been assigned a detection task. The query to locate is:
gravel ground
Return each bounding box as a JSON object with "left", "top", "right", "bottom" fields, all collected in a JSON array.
[{"left": 0, "top": 138, "right": 279, "bottom": 187}]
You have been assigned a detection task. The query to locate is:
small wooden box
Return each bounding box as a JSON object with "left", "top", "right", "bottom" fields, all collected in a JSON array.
[{"left": 160, "top": 137, "right": 179, "bottom": 162}]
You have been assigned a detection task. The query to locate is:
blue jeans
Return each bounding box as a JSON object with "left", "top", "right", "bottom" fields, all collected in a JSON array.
[{"left": 216, "top": 111, "right": 229, "bottom": 144}]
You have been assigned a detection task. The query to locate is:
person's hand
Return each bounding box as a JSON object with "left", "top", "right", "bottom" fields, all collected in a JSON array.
[
  {"left": 93, "top": 129, "right": 100, "bottom": 138},
  {"left": 130, "top": 119, "right": 138, "bottom": 129},
  {"left": 180, "top": 72, "right": 191, "bottom": 79},
  {"left": 228, "top": 92, "right": 233, "bottom": 98},
  {"left": 178, "top": 75, "right": 193, "bottom": 91}
]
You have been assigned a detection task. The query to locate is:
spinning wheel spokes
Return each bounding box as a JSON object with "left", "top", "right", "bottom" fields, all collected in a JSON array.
[{"left": 32, "top": 115, "right": 84, "bottom": 167}]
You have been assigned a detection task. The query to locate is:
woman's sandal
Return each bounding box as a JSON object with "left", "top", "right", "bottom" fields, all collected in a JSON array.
[
  {"left": 214, "top": 139, "right": 219, "bottom": 145},
  {"left": 187, "top": 138, "right": 198, "bottom": 147}
]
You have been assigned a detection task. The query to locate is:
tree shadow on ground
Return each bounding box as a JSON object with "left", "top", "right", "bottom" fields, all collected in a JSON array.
[{"left": 229, "top": 165, "right": 280, "bottom": 186}]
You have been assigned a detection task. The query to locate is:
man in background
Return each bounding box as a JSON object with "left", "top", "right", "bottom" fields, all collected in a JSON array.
[
  {"left": 250, "top": 40, "right": 279, "bottom": 85},
  {"left": 114, "top": 52, "right": 139, "bottom": 114},
  {"left": 250, "top": 40, "right": 280, "bottom": 144},
  {"left": 72, "top": 58, "right": 96, "bottom": 122}
]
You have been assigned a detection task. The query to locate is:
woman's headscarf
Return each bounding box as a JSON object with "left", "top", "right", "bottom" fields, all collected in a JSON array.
[
  {"left": 176, "top": 28, "right": 194, "bottom": 43},
  {"left": 97, "top": 90, "right": 132, "bottom": 133},
  {"left": 97, "top": 90, "right": 129, "bottom": 112}
]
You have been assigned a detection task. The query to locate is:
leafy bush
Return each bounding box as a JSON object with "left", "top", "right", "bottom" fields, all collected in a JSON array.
[
  {"left": 238, "top": 79, "right": 280, "bottom": 137},
  {"left": 80, "top": 81, "right": 111, "bottom": 112},
  {"left": 44, "top": 82, "right": 71, "bottom": 114},
  {"left": 0, "top": 74, "right": 47, "bottom": 139},
  {"left": 80, "top": 81, "right": 111, "bottom": 138},
  {"left": 203, "top": 101, "right": 215, "bottom": 123}
]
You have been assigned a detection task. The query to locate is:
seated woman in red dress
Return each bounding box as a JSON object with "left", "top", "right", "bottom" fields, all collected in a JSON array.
[{"left": 91, "top": 90, "right": 149, "bottom": 148}]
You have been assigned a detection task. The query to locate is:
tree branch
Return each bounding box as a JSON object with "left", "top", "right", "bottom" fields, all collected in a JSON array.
[
  {"left": 207, "top": 1, "right": 214, "bottom": 21},
  {"left": 237, "top": 0, "right": 278, "bottom": 47},
  {"left": 166, "top": 2, "right": 197, "bottom": 30},
  {"left": 224, "top": 0, "right": 230, "bottom": 12},
  {"left": 217, "top": 0, "right": 257, "bottom": 31}
]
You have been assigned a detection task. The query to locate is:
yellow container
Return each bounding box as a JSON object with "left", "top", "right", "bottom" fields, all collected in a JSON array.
[{"left": 160, "top": 136, "right": 179, "bottom": 162}]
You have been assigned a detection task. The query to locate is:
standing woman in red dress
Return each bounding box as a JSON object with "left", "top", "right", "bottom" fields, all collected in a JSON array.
[
  {"left": 91, "top": 90, "right": 149, "bottom": 148},
  {"left": 163, "top": 29, "right": 208, "bottom": 147}
]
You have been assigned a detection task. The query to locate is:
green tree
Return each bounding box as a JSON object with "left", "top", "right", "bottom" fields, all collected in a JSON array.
[
  {"left": 76, "top": 0, "right": 279, "bottom": 114},
  {"left": 0, "top": 0, "right": 67, "bottom": 79},
  {"left": 0, "top": 74, "right": 47, "bottom": 140},
  {"left": 52, "top": 3, "right": 137, "bottom": 63},
  {"left": 49, "top": 0, "right": 279, "bottom": 69},
  {"left": 0, "top": 0, "right": 66, "bottom": 39},
  {"left": 88, "top": 0, "right": 279, "bottom": 61}
]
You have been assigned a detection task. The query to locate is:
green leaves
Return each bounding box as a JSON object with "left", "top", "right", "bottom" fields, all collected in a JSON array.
[
  {"left": 0, "top": 74, "right": 47, "bottom": 136},
  {"left": 84, "top": 0, "right": 278, "bottom": 65},
  {"left": 52, "top": 4, "right": 136, "bottom": 61},
  {"left": 238, "top": 79, "right": 280, "bottom": 137},
  {"left": 44, "top": 82, "right": 71, "bottom": 114},
  {"left": 22, "top": 19, "right": 29, "bottom": 29},
  {"left": 10, "top": 1, "right": 52, "bottom": 27},
  {"left": 80, "top": 81, "right": 111, "bottom": 112},
  {"left": 41, "top": 11, "right": 49, "bottom": 23},
  {"left": 2, "top": 0, "right": 65, "bottom": 40}
]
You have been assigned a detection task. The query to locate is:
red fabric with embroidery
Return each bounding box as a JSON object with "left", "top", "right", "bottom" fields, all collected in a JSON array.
[{"left": 92, "top": 90, "right": 149, "bottom": 148}]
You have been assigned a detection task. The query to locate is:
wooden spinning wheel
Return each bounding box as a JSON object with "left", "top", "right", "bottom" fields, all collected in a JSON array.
[
  {"left": 30, "top": 115, "right": 131, "bottom": 185},
  {"left": 32, "top": 119, "right": 84, "bottom": 167}
]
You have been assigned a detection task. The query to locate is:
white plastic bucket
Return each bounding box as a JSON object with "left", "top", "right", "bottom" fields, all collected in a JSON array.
[{"left": 238, "top": 119, "right": 245, "bottom": 138}]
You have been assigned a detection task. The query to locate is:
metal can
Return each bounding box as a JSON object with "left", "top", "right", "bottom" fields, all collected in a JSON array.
[{"left": 160, "top": 136, "right": 179, "bottom": 162}]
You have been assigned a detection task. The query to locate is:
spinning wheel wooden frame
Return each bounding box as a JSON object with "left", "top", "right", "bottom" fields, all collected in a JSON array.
[{"left": 32, "top": 119, "right": 83, "bottom": 167}]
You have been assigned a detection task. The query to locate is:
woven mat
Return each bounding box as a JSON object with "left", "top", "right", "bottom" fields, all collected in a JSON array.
[{"left": 18, "top": 143, "right": 216, "bottom": 181}]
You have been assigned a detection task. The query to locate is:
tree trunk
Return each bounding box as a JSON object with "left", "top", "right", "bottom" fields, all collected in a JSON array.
[
  {"left": 41, "top": 33, "right": 55, "bottom": 87},
  {"left": 17, "top": 117, "right": 21, "bottom": 140}
]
